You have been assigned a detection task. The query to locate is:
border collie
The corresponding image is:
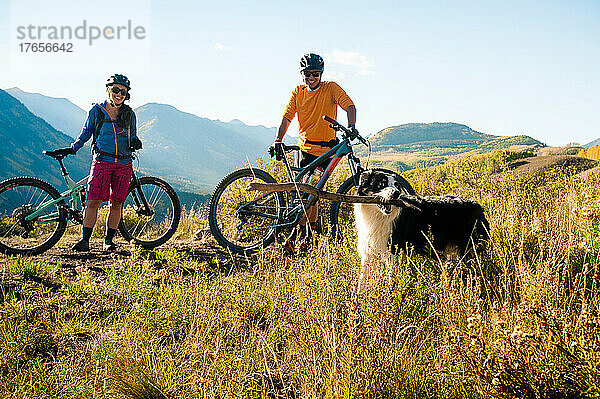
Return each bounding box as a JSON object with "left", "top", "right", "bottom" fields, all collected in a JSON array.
[{"left": 354, "top": 169, "right": 490, "bottom": 269}]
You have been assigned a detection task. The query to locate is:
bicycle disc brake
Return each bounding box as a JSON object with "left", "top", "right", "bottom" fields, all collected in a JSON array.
[
  {"left": 12, "top": 205, "right": 35, "bottom": 238},
  {"left": 135, "top": 204, "right": 154, "bottom": 217},
  {"left": 235, "top": 204, "right": 251, "bottom": 230}
]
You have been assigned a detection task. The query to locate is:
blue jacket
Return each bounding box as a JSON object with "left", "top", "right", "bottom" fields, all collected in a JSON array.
[{"left": 71, "top": 101, "right": 138, "bottom": 164}]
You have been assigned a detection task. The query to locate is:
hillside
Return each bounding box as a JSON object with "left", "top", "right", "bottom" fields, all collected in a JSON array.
[
  {"left": 0, "top": 89, "right": 90, "bottom": 187},
  {"left": 369, "top": 122, "right": 494, "bottom": 147},
  {"left": 504, "top": 154, "right": 598, "bottom": 177},
  {"left": 0, "top": 90, "right": 209, "bottom": 208},
  {"left": 225, "top": 118, "right": 275, "bottom": 148},
  {"left": 362, "top": 122, "right": 544, "bottom": 169},
  {"left": 5, "top": 87, "right": 86, "bottom": 138}
]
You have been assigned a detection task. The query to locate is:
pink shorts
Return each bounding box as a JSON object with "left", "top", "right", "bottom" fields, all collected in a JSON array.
[{"left": 86, "top": 161, "right": 133, "bottom": 203}]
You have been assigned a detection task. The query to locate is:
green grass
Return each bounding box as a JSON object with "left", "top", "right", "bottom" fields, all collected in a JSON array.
[
  {"left": 0, "top": 150, "right": 599, "bottom": 398},
  {"left": 4, "top": 256, "right": 59, "bottom": 279}
]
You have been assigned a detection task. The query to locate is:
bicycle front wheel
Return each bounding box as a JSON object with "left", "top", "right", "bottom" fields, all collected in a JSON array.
[
  {"left": 0, "top": 177, "right": 67, "bottom": 256},
  {"left": 119, "top": 176, "right": 181, "bottom": 248},
  {"left": 209, "top": 168, "right": 285, "bottom": 254}
]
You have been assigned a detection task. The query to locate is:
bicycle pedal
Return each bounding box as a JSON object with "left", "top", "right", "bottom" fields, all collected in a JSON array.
[{"left": 69, "top": 209, "right": 83, "bottom": 224}]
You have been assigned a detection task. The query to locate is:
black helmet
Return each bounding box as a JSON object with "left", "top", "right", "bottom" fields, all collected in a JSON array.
[
  {"left": 106, "top": 74, "right": 131, "bottom": 90},
  {"left": 300, "top": 53, "right": 324, "bottom": 72}
]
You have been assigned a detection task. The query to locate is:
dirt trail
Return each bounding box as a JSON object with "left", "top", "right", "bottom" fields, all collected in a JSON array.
[{"left": 1, "top": 237, "right": 234, "bottom": 282}]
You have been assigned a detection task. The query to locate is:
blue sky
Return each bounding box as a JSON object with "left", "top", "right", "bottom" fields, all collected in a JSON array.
[{"left": 1, "top": 0, "right": 598, "bottom": 146}]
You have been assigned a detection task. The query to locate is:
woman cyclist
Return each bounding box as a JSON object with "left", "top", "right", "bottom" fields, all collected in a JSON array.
[{"left": 57, "top": 74, "right": 142, "bottom": 251}]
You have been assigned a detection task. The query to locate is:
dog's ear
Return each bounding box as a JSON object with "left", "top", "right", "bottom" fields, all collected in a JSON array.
[
  {"left": 357, "top": 170, "right": 371, "bottom": 195},
  {"left": 357, "top": 171, "right": 366, "bottom": 185}
]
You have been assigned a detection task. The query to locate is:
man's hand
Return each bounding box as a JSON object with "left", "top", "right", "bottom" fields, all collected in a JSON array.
[
  {"left": 54, "top": 147, "right": 76, "bottom": 156},
  {"left": 348, "top": 124, "right": 359, "bottom": 140},
  {"left": 268, "top": 141, "right": 286, "bottom": 161}
]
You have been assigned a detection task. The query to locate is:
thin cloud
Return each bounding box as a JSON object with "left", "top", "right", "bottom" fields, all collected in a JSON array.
[
  {"left": 325, "top": 49, "right": 374, "bottom": 75},
  {"left": 357, "top": 69, "right": 374, "bottom": 76},
  {"left": 213, "top": 42, "right": 230, "bottom": 51},
  {"left": 325, "top": 70, "right": 346, "bottom": 80}
]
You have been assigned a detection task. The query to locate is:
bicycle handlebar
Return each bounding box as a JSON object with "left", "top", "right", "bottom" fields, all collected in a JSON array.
[
  {"left": 268, "top": 143, "right": 299, "bottom": 159},
  {"left": 323, "top": 115, "right": 339, "bottom": 126},
  {"left": 322, "top": 115, "right": 368, "bottom": 146}
]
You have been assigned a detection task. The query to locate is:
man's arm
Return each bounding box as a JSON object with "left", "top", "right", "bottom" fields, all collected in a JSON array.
[
  {"left": 331, "top": 82, "right": 356, "bottom": 127},
  {"left": 346, "top": 105, "right": 356, "bottom": 127},
  {"left": 275, "top": 117, "right": 291, "bottom": 142}
]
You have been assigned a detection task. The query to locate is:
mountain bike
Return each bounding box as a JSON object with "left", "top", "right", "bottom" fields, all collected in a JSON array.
[
  {"left": 208, "top": 116, "right": 415, "bottom": 254},
  {"left": 0, "top": 150, "right": 181, "bottom": 255}
]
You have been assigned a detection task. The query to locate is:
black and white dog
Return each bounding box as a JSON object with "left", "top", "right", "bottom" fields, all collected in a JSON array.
[{"left": 354, "top": 169, "right": 490, "bottom": 268}]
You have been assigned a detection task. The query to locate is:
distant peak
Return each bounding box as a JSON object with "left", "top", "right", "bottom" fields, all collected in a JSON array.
[
  {"left": 135, "top": 102, "right": 212, "bottom": 121},
  {"left": 229, "top": 118, "right": 244, "bottom": 125},
  {"left": 138, "top": 102, "right": 176, "bottom": 110},
  {"left": 5, "top": 87, "right": 74, "bottom": 103}
]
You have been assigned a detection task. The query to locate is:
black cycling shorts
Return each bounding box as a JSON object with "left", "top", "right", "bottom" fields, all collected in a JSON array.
[{"left": 298, "top": 151, "right": 332, "bottom": 170}]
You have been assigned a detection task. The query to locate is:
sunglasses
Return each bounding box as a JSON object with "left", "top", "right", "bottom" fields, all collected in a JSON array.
[
  {"left": 303, "top": 71, "right": 322, "bottom": 78},
  {"left": 110, "top": 86, "right": 129, "bottom": 96}
]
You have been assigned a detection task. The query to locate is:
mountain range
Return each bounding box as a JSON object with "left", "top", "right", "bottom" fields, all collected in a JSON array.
[
  {"left": 134, "top": 103, "right": 274, "bottom": 192},
  {"left": 0, "top": 90, "right": 90, "bottom": 188},
  {"left": 6, "top": 86, "right": 588, "bottom": 191},
  {"left": 2, "top": 88, "right": 277, "bottom": 193},
  {"left": 6, "top": 87, "right": 86, "bottom": 138}
]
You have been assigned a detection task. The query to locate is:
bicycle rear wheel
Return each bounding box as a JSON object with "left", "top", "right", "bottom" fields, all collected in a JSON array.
[
  {"left": 209, "top": 168, "right": 285, "bottom": 254},
  {"left": 0, "top": 177, "right": 67, "bottom": 255},
  {"left": 118, "top": 176, "right": 181, "bottom": 248}
]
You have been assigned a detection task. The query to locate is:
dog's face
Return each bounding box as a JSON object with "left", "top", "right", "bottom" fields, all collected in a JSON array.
[{"left": 357, "top": 169, "right": 407, "bottom": 215}]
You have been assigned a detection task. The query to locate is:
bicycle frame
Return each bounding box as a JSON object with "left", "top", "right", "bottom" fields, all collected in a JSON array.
[
  {"left": 231, "top": 117, "right": 367, "bottom": 237},
  {"left": 24, "top": 173, "right": 87, "bottom": 224},
  {"left": 24, "top": 153, "right": 149, "bottom": 225},
  {"left": 25, "top": 171, "right": 152, "bottom": 226},
  {"left": 274, "top": 135, "right": 363, "bottom": 227}
]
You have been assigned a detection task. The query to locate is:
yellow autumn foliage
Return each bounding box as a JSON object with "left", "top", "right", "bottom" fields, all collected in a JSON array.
[{"left": 578, "top": 144, "right": 600, "bottom": 160}]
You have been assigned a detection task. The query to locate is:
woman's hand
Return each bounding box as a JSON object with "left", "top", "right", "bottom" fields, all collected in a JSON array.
[
  {"left": 130, "top": 137, "right": 143, "bottom": 151},
  {"left": 54, "top": 147, "right": 76, "bottom": 156}
]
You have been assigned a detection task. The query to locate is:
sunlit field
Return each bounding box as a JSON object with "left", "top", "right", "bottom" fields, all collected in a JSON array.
[{"left": 1, "top": 150, "right": 599, "bottom": 398}]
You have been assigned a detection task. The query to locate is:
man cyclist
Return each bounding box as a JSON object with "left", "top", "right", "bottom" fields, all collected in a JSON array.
[{"left": 274, "top": 53, "right": 357, "bottom": 252}]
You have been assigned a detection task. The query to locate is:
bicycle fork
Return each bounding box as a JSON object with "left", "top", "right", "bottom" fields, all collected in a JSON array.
[{"left": 129, "top": 175, "right": 154, "bottom": 217}]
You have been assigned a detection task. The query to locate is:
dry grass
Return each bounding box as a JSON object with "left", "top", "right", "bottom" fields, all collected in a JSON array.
[{"left": 0, "top": 150, "right": 599, "bottom": 398}]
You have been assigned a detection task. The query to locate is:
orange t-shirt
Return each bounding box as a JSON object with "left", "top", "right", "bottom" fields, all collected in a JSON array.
[{"left": 283, "top": 81, "right": 354, "bottom": 156}]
